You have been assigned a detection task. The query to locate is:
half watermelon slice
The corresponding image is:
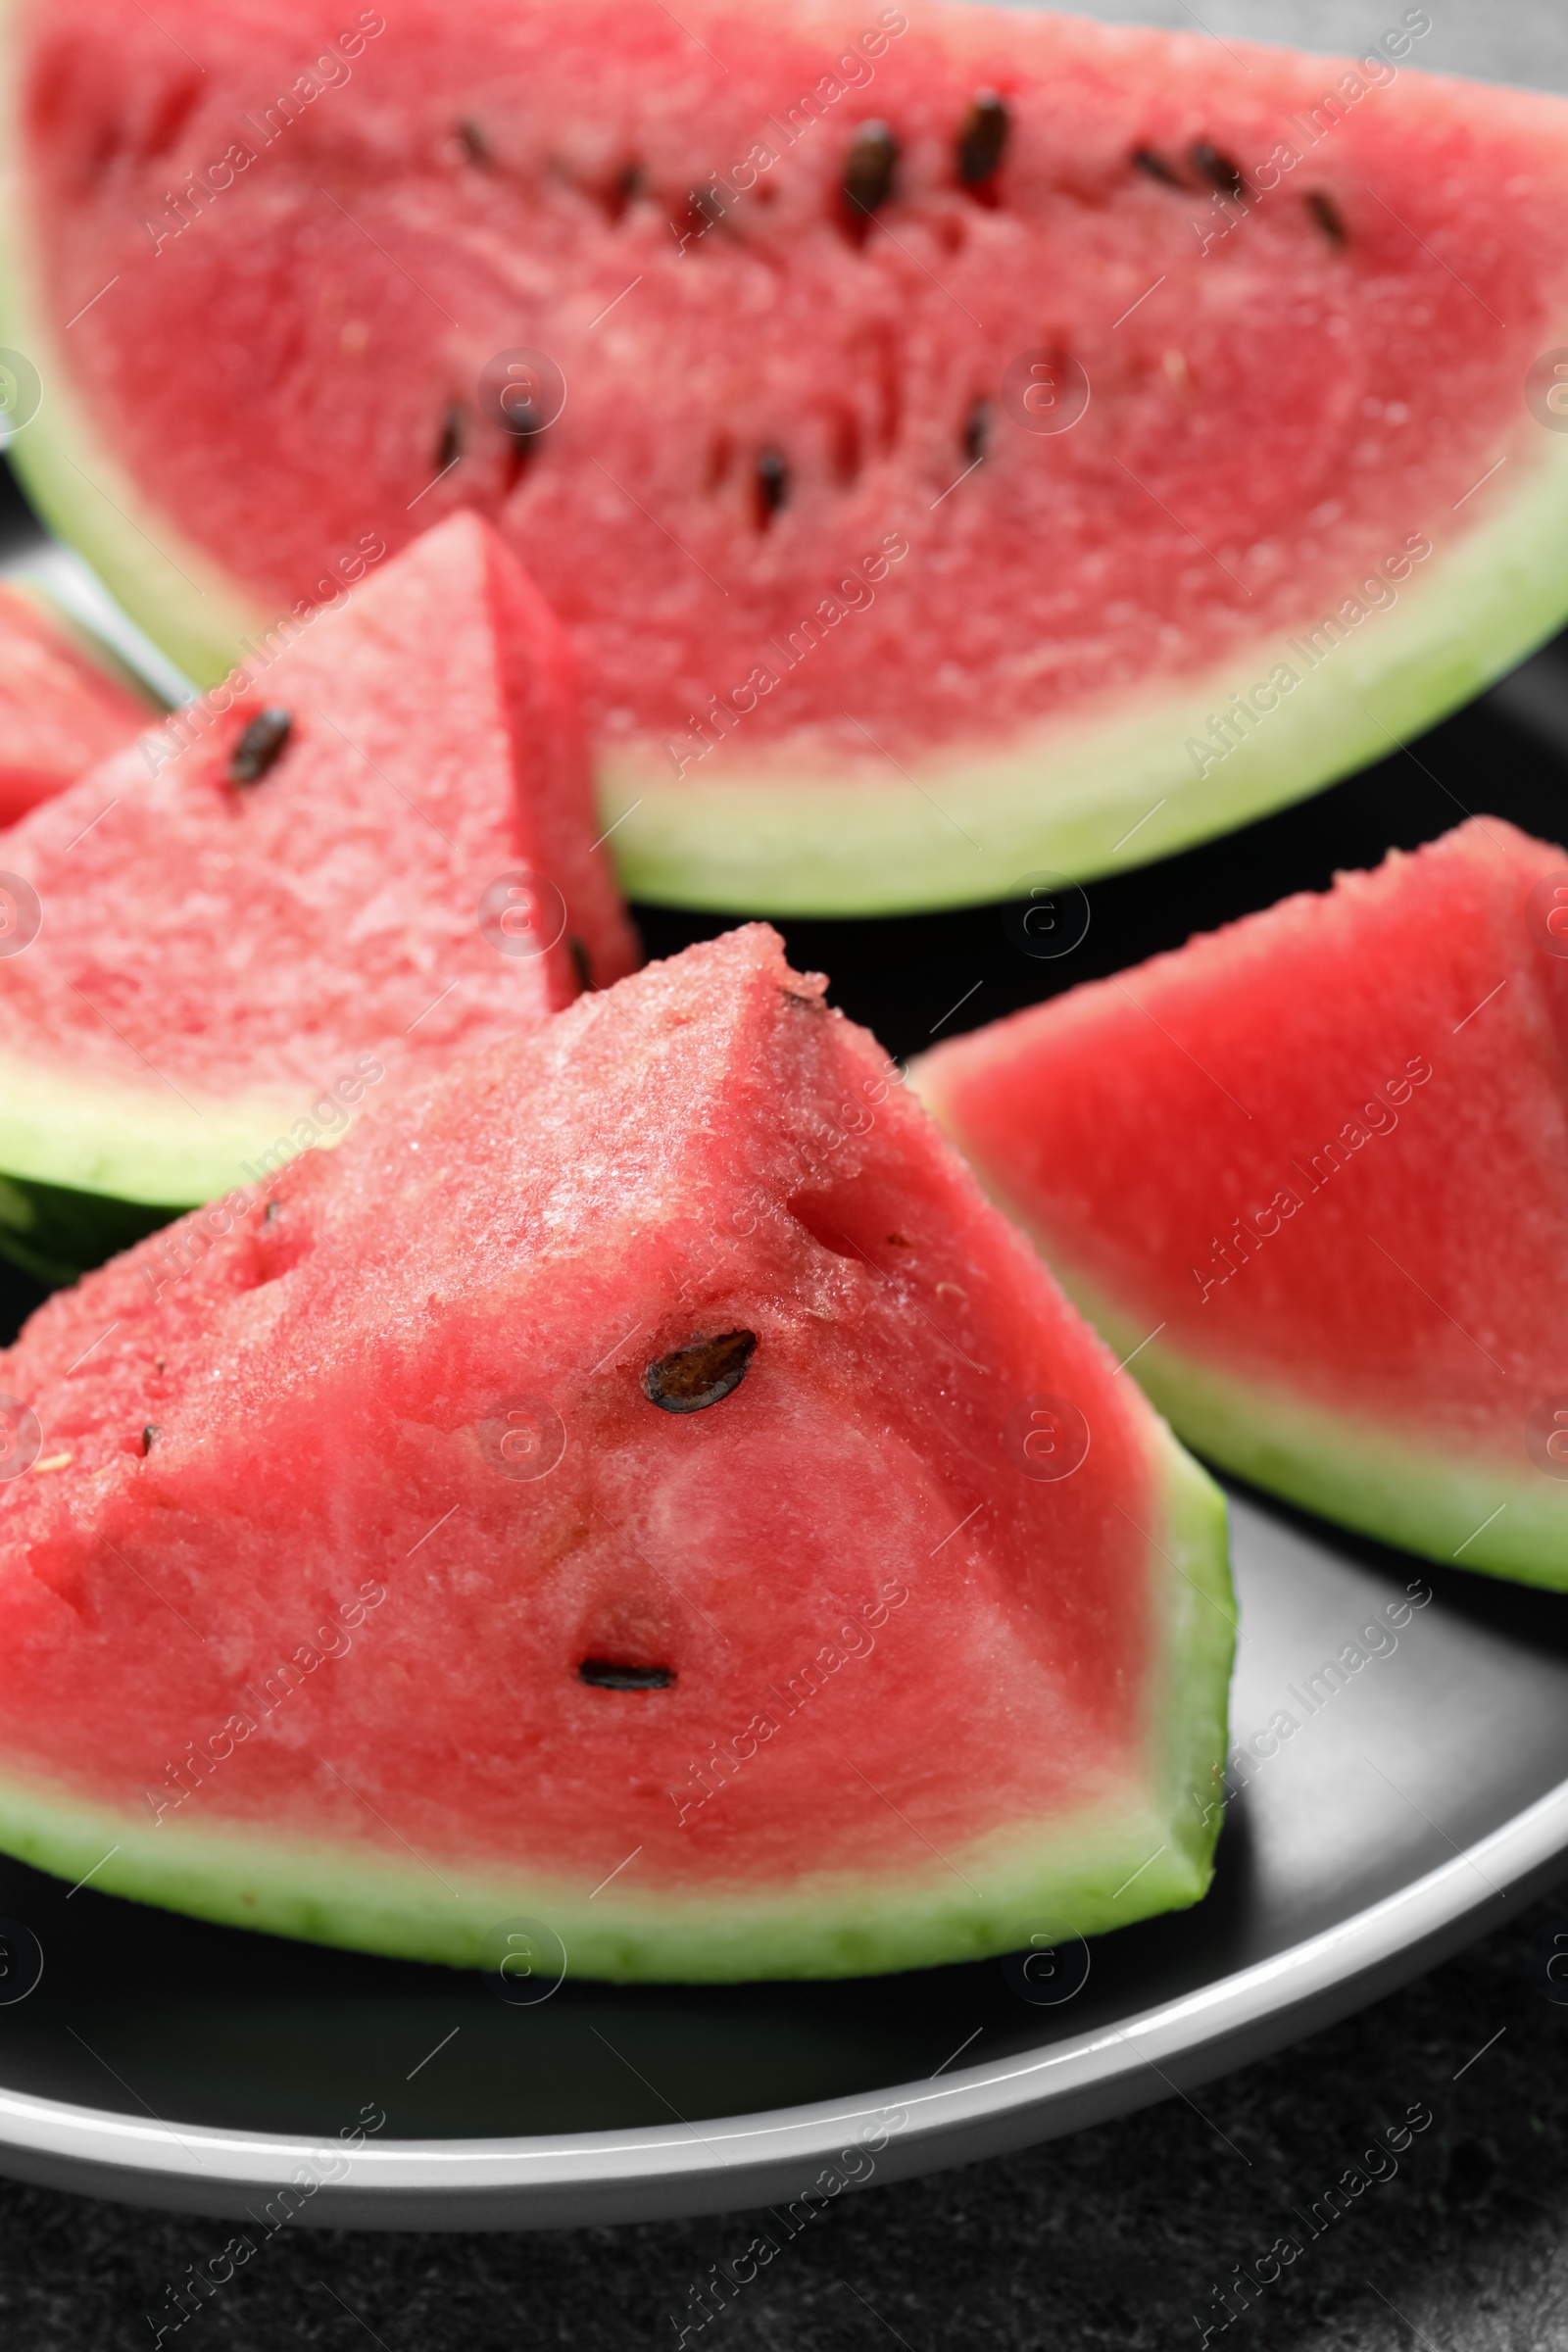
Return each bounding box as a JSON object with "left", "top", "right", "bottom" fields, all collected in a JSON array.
[
  {"left": 0, "top": 926, "right": 1233, "bottom": 1979},
  {"left": 6, "top": 3, "right": 1568, "bottom": 911},
  {"left": 0, "top": 509, "right": 638, "bottom": 1284},
  {"left": 0, "top": 576, "right": 158, "bottom": 824},
  {"left": 914, "top": 818, "right": 1568, "bottom": 1589}
]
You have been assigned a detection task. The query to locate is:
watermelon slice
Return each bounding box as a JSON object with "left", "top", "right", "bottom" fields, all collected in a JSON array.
[
  {"left": 0, "top": 509, "right": 638, "bottom": 1286},
  {"left": 5, "top": 3, "right": 1568, "bottom": 913},
  {"left": 0, "top": 926, "right": 1233, "bottom": 1980},
  {"left": 914, "top": 817, "right": 1568, "bottom": 1589},
  {"left": 0, "top": 576, "right": 157, "bottom": 824}
]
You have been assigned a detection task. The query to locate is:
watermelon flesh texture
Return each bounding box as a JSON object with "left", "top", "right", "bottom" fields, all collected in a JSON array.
[
  {"left": 0, "top": 578, "right": 156, "bottom": 824},
  {"left": 914, "top": 818, "right": 1568, "bottom": 1589},
  {"left": 0, "top": 927, "right": 1233, "bottom": 1981},
  {"left": 10, "top": 4, "right": 1568, "bottom": 913},
  {"left": 0, "top": 510, "right": 639, "bottom": 1258}
]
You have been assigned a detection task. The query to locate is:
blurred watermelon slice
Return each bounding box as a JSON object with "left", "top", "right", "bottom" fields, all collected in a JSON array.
[
  {"left": 0, "top": 577, "right": 157, "bottom": 825},
  {"left": 6, "top": 1, "right": 1568, "bottom": 910},
  {"left": 0, "top": 510, "right": 637, "bottom": 1282}
]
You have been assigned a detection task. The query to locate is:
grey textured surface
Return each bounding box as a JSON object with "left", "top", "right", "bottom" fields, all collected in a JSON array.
[{"left": 1057, "top": 0, "right": 1566, "bottom": 91}]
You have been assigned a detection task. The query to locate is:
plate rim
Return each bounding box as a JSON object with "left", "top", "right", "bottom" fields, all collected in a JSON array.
[{"left": 0, "top": 1770, "right": 1563, "bottom": 2228}]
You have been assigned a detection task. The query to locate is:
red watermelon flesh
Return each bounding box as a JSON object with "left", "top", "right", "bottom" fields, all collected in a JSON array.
[
  {"left": 0, "top": 927, "right": 1232, "bottom": 1979},
  {"left": 0, "top": 510, "right": 639, "bottom": 1223},
  {"left": 0, "top": 579, "right": 155, "bottom": 824},
  {"left": 914, "top": 818, "right": 1568, "bottom": 1589},
  {"left": 10, "top": 2, "right": 1568, "bottom": 911}
]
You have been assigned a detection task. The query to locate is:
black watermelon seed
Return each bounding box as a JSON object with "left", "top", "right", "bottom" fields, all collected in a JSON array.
[
  {"left": 264, "top": 1200, "right": 281, "bottom": 1224},
  {"left": 1132, "top": 146, "right": 1181, "bottom": 187},
  {"left": 644, "top": 1329, "right": 757, "bottom": 1413},
  {"left": 227, "top": 708, "right": 293, "bottom": 785},
  {"left": 141, "top": 1424, "right": 160, "bottom": 1454},
  {"left": 1191, "top": 141, "right": 1246, "bottom": 199},
  {"left": 754, "top": 447, "right": 790, "bottom": 526},
  {"left": 568, "top": 935, "right": 592, "bottom": 991},
  {"left": 436, "top": 402, "right": 466, "bottom": 471},
  {"left": 687, "top": 182, "right": 727, "bottom": 231},
  {"left": 456, "top": 119, "right": 489, "bottom": 165},
  {"left": 1305, "top": 189, "right": 1348, "bottom": 246},
  {"left": 956, "top": 91, "right": 1009, "bottom": 185},
  {"left": 844, "top": 121, "right": 899, "bottom": 217},
  {"left": 618, "top": 162, "right": 648, "bottom": 203},
  {"left": 962, "top": 397, "right": 991, "bottom": 465},
  {"left": 578, "top": 1658, "right": 676, "bottom": 1690}
]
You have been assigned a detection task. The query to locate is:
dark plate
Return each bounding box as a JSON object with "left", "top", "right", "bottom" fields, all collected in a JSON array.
[{"left": 2, "top": 479, "right": 1568, "bottom": 2228}]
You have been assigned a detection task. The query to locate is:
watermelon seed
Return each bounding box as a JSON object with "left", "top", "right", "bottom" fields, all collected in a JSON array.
[
  {"left": 1305, "top": 190, "right": 1348, "bottom": 246},
  {"left": 141, "top": 1424, "right": 160, "bottom": 1453},
  {"left": 456, "top": 120, "right": 490, "bottom": 166},
  {"left": 601, "top": 163, "right": 647, "bottom": 223},
  {"left": 830, "top": 407, "right": 862, "bottom": 485},
  {"left": 844, "top": 122, "right": 899, "bottom": 220},
  {"left": 227, "top": 708, "right": 293, "bottom": 786},
  {"left": 962, "top": 399, "right": 991, "bottom": 465},
  {"left": 578, "top": 1659, "right": 676, "bottom": 1690},
  {"left": 264, "top": 1201, "right": 280, "bottom": 1225},
  {"left": 503, "top": 435, "right": 537, "bottom": 495},
  {"left": 754, "top": 448, "right": 790, "bottom": 529},
  {"left": 956, "top": 92, "right": 1009, "bottom": 186},
  {"left": 644, "top": 1329, "right": 757, "bottom": 1413},
  {"left": 1132, "top": 147, "right": 1181, "bottom": 188},
  {"left": 686, "top": 183, "right": 728, "bottom": 234},
  {"left": 569, "top": 935, "right": 592, "bottom": 991},
  {"left": 1190, "top": 142, "right": 1247, "bottom": 199},
  {"left": 435, "top": 404, "right": 466, "bottom": 472},
  {"left": 140, "top": 74, "right": 204, "bottom": 166}
]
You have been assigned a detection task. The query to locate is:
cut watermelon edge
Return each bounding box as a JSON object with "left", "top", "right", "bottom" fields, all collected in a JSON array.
[
  {"left": 6, "top": 20, "right": 1568, "bottom": 916},
  {"left": 0, "top": 1434, "right": 1233, "bottom": 1981},
  {"left": 950, "top": 1173, "right": 1566, "bottom": 1589}
]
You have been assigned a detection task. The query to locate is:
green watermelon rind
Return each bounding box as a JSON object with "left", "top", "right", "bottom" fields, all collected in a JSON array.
[
  {"left": 1017, "top": 1245, "right": 1566, "bottom": 1591},
  {"left": 5, "top": 1, "right": 1568, "bottom": 914},
  {"left": 0, "top": 1044, "right": 324, "bottom": 1212},
  {"left": 0, "top": 1441, "right": 1234, "bottom": 1980},
  {"left": 598, "top": 425, "right": 1568, "bottom": 911}
]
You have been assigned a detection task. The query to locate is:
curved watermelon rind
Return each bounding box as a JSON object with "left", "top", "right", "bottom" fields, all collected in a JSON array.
[
  {"left": 599, "top": 422, "right": 1568, "bottom": 913},
  {"left": 0, "top": 1443, "right": 1235, "bottom": 1981},
  {"left": 0, "top": 1043, "right": 317, "bottom": 1210},
  {"left": 1011, "top": 1245, "right": 1566, "bottom": 1592}
]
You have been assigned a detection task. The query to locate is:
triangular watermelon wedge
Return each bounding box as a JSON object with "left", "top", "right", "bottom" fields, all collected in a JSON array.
[
  {"left": 6, "top": 2, "right": 1568, "bottom": 911},
  {"left": 0, "top": 928, "right": 1232, "bottom": 1979},
  {"left": 0, "top": 577, "right": 158, "bottom": 824},
  {"left": 915, "top": 818, "right": 1568, "bottom": 1589},
  {"left": 0, "top": 510, "right": 638, "bottom": 1282}
]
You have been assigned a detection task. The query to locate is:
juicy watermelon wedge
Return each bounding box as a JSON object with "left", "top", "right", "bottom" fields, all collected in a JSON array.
[
  {"left": 0, "top": 511, "right": 638, "bottom": 1281},
  {"left": 914, "top": 818, "right": 1568, "bottom": 1589},
  {"left": 0, "top": 576, "right": 156, "bottom": 824},
  {"left": 0, "top": 929, "right": 1233, "bottom": 1980},
  {"left": 6, "top": 3, "right": 1568, "bottom": 911}
]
